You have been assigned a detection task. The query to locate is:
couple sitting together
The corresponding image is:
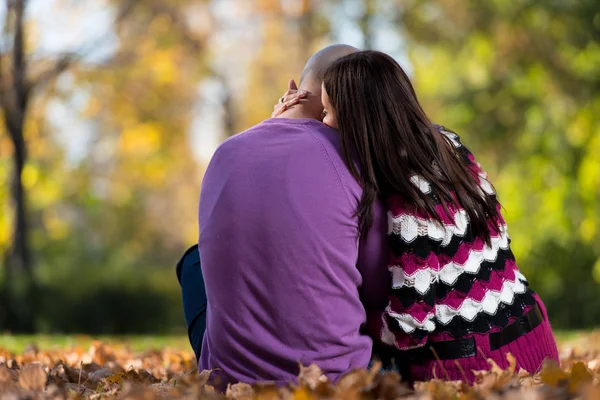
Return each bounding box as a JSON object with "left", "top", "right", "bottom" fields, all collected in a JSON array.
[{"left": 177, "top": 44, "right": 559, "bottom": 387}]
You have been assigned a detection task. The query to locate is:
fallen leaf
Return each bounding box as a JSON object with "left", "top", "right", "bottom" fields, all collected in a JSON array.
[
  {"left": 487, "top": 357, "right": 504, "bottom": 375},
  {"left": 0, "top": 364, "right": 16, "bottom": 383},
  {"left": 291, "top": 387, "right": 314, "bottom": 400},
  {"left": 506, "top": 353, "right": 517, "bottom": 374},
  {"left": 226, "top": 382, "right": 254, "bottom": 399},
  {"left": 568, "top": 361, "right": 593, "bottom": 393},
  {"left": 587, "top": 359, "right": 600, "bottom": 373},
  {"left": 539, "top": 360, "right": 569, "bottom": 388},
  {"left": 104, "top": 371, "right": 124, "bottom": 385},
  {"left": 335, "top": 369, "right": 373, "bottom": 393},
  {"left": 18, "top": 362, "right": 47, "bottom": 391},
  {"left": 88, "top": 367, "right": 113, "bottom": 383},
  {"left": 297, "top": 363, "right": 328, "bottom": 390}
]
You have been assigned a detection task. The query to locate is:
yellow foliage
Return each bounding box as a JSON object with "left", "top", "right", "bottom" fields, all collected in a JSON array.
[
  {"left": 119, "top": 123, "right": 162, "bottom": 157},
  {"left": 579, "top": 218, "right": 597, "bottom": 243},
  {"left": 143, "top": 160, "right": 168, "bottom": 185},
  {"left": 257, "top": 0, "right": 281, "bottom": 13},
  {"left": 21, "top": 164, "right": 39, "bottom": 189},
  {"left": 83, "top": 96, "right": 102, "bottom": 118},
  {"left": 567, "top": 112, "right": 592, "bottom": 146},
  {"left": 149, "top": 14, "right": 171, "bottom": 36},
  {"left": 0, "top": 206, "right": 11, "bottom": 250},
  {"left": 149, "top": 50, "right": 177, "bottom": 85}
]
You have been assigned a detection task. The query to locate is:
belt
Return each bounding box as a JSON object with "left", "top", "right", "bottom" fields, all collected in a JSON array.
[
  {"left": 489, "top": 303, "right": 543, "bottom": 351},
  {"left": 403, "top": 303, "right": 544, "bottom": 360}
]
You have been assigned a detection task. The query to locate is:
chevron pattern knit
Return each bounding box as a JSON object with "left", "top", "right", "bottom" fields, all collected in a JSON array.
[{"left": 374, "top": 126, "right": 538, "bottom": 351}]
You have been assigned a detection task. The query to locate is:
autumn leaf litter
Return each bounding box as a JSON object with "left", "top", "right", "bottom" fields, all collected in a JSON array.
[{"left": 0, "top": 335, "right": 599, "bottom": 399}]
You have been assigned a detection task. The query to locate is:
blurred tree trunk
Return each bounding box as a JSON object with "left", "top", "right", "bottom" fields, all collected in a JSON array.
[
  {"left": 1, "top": 0, "right": 133, "bottom": 331},
  {"left": 1, "top": 0, "right": 34, "bottom": 332}
]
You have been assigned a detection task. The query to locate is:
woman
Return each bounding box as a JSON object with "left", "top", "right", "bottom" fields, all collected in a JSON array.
[{"left": 277, "top": 51, "right": 559, "bottom": 384}]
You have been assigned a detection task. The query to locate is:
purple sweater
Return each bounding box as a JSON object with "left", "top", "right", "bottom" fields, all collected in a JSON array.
[{"left": 197, "top": 118, "right": 389, "bottom": 385}]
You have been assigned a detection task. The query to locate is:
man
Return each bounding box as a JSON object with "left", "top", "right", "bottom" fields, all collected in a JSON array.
[{"left": 177, "top": 44, "right": 390, "bottom": 386}]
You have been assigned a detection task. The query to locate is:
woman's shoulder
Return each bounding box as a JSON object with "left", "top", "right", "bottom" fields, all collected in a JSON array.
[{"left": 433, "top": 124, "right": 482, "bottom": 169}]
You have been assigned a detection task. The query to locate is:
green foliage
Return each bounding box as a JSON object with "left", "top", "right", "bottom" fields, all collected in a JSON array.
[{"left": 400, "top": 0, "right": 600, "bottom": 327}]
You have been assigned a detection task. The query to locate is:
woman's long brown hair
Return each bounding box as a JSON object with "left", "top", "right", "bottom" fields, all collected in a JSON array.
[{"left": 323, "top": 51, "right": 501, "bottom": 245}]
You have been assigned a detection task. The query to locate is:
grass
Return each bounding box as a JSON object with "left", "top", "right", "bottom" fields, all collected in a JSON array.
[
  {"left": 0, "top": 330, "right": 597, "bottom": 354},
  {"left": 0, "top": 334, "right": 190, "bottom": 353}
]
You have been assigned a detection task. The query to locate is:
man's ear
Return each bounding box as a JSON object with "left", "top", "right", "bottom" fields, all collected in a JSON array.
[{"left": 288, "top": 79, "right": 298, "bottom": 91}]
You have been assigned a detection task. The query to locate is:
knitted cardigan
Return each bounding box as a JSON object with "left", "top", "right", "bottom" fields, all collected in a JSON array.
[{"left": 369, "top": 125, "right": 537, "bottom": 351}]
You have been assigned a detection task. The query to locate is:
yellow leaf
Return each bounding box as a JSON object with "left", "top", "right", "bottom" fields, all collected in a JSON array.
[
  {"left": 104, "top": 372, "right": 123, "bottom": 384},
  {"left": 539, "top": 360, "right": 568, "bottom": 387},
  {"left": 119, "top": 123, "right": 162, "bottom": 156},
  {"left": 292, "top": 387, "right": 314, "bottom": 400},
  {"left": 568, "top": 362, "right": 593, "bottom": 393}
]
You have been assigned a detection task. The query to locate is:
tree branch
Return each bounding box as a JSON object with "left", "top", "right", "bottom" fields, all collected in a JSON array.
[
  {"left": 29, "top": 0, "right": 139, "bottom": 89},
  {"left": 29, "top": 53, "right": 76, "bottom": 90},
  {"left": 147, "top": 0, "right": 206, "bottom": 52},
  {"left": 12, "top": 0, "right": 28, "bottom": 112}
]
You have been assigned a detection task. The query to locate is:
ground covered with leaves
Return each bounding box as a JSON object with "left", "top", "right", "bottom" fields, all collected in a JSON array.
[{"left": 1, "top": 333, "right": 600, "bottom": 399}]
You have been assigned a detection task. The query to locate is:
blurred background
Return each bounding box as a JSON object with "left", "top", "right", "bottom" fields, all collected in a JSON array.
[{"left": 0, "top": 0, "right": 598, "bottom": 335}]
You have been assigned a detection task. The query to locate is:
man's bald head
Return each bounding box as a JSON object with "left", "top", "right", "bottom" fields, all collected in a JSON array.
[
  {"left": 276, "top": 44, "right": 359, "bottom": 120},
  {"left": 299, "top": 44, "right": 359, "bottom": 89}
]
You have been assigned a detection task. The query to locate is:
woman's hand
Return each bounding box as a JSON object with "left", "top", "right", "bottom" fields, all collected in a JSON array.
[{"left": 272, "top": 79, "right": 308, "bottom": 118}]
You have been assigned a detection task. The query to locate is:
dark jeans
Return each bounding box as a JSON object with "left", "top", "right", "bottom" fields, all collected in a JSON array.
[
  {"left": 176, "top": 245, "right": 402, "bottom": 373},
  {"left": 176, "top": 245, "right": 207, "bottom": 361}
]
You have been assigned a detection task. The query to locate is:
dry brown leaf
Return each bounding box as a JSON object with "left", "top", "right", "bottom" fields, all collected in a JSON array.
[
  {"left": 253, "top": 383, "right": 283, "bottom": 400},
  {"left": 104, "top": 371, "right": 124, "bottom": 385},
  {"left": 0, "top": 381, "right": 31, "bottom": 398},
  {"left": 297, "top": 363, "right": 327, "bottom": 390},
  {"left": 0, "top": 364, "right": 17, "bottom": 383},
  {"left": 370, "top": 372, "right": 413, "bottom": 399},
  {"left": 150, "top": 382, "right": 176, "bottom": 396},
  {"left": 88, "top": 367, "right": 113, "bottom": 383},
  {"left": 18, "top": 362, "right": 47, "bottom": 391},
  {"left": 506, "top": 353, "right": 517, "bottom": 374},
  {"left": 198, "top": 368, "right": 213, "bottom": 385},
  {"left": 487, "top": 357, "right": 505, "bottom": 375},
  {"left": 0, "top": 336, "right": 599, "bottom": 399},
  {"left": 582, "top": 383, "right": 600, "bottom": 400},
  {"left": 335, "top": 369, "right": 373, "bottom": 393},
  {"left": 64, "top": 382, "right": 96, "bottom": 397},
  {"left": 226, "top": 382, "right": 254, "bottom": 399},
  {"left": 588, "top": 358, "right": 600, "bottom": 373},
  {"left": 415, "top": 379, "right": 461, "bottom": 399}
]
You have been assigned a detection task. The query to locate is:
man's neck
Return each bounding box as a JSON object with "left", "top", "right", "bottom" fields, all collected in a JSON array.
[
  {"left": 276, "top": 84, "right": 322, "bottom": 120},
  {"left": 276, "top": 105, "right": 319, "bottom": 120}
]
